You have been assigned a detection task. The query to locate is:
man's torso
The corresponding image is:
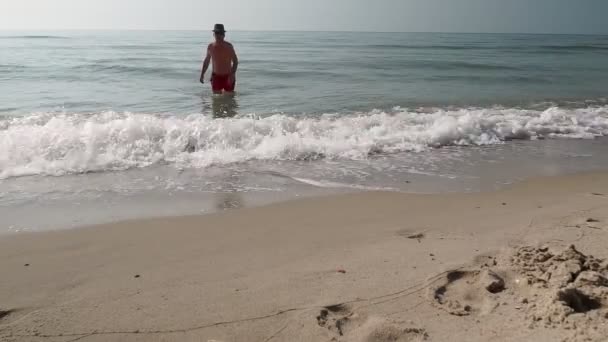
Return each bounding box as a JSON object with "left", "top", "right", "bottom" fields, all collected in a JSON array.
[{"left": 209, "top": 41, "right": 234, "bottom": 76}]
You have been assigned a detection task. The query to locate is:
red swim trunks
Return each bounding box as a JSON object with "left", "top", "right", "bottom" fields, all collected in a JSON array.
[{"left": 211, "top": 73, "right": 236, "bottom": 92}]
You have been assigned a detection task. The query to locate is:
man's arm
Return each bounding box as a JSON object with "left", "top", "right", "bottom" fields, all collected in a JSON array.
[
  {"left": 200, "top": 45, "right": 211, "bottom": 83},
  {"left": 231, "top": 45, "right": 239, "bottom": 75}
]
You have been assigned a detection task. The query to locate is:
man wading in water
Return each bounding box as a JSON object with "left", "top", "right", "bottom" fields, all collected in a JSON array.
[{"left": 200, "top": 24, "right": 239, "bottom": 94}]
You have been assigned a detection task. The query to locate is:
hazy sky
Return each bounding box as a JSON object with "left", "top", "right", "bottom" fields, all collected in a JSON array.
[{"left": 1, "top": 0, "right": 607, "bottom": 34}]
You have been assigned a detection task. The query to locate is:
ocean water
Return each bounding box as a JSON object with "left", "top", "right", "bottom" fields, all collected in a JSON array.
[{"left": 2, "top": 31, "right": 608, "bottom": 232}]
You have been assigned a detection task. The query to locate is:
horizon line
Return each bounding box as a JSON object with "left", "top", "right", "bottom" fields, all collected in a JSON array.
[{"left": 0, "top": 28, "right": 607, "bottom": 36}]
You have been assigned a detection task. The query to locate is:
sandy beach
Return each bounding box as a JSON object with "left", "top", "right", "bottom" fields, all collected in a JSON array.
[{"left": 1, "top": 172, "right": 608, "bottom": 342}]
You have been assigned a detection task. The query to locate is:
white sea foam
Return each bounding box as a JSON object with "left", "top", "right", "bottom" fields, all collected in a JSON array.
[
  {"left": 1, "top": 106, "right": 607, "bottom": 179},
  {"left": 290, "top": 177, "right": 399, "bottom": 191}
]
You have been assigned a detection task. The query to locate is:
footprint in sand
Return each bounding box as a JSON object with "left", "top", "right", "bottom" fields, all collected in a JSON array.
[
  {"left": 317, "top": 304, "right": 428, "bottom": 341},
  {"left": 429, "top": 269, "right": 506, "bottom": 316},
  {"left": 317, "top": 304, "right": 353, "bottom": 336},
  {"left": 0, "top": 309, "right": 14, "bottom": 321}
]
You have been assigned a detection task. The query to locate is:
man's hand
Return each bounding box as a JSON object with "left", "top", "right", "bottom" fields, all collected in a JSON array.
[{"left": 200, "top": 74, "right": 205, "bottom": 84}]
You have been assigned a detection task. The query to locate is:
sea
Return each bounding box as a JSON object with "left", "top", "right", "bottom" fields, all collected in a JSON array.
[{"left": 1, "top": 30, "right": 608, "bottom": 232}]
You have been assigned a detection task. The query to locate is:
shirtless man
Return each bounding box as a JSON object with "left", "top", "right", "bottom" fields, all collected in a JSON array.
[{"left": 200, "top": 24, "right": 239, "bottom": 94}]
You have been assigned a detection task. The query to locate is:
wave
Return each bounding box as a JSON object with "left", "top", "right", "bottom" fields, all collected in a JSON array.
[
  {"left": 336, "top": 60, "right": 523, "bottom": 73},
  {"left": 0, "top": 35, "right": 68, "bottom": 39},
  {"left": 107, "top": 44, "right": 163, "bottom": 51},
  {"left": 427, "top": 74, "right": 550, "bottom": 84},
  {"left": 290, "top": 177, "right": 398, "bottom": 191},
  {"left": 412, "top": 60, "right": 521, "bottom": 71},
  {"left": 372, "top": 44, "right": 608, "bottom": 52},
  {"left": 0, "top": 64, "right": 26, "bottom": 71},
  {"left": 367, "top": 44, "right": 496, "bottom": 50},
  {"left": 536, "top": 45, "right": 608, "bottom": 51},
  {"left": 281, "top": 43, "right": 608, "bottom": 52},
  {"left": 70, "top": 63, "right": 191, "bottom": 78},
  {"left": 1, "top": 106, "right": 608, "bottom": 179}
]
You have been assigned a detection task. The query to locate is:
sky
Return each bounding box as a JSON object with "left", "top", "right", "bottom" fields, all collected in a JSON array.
[{"left": 1, "top": 0, "right": 607, "bottom": 34}]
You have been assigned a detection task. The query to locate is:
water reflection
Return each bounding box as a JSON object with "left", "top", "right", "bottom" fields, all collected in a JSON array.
[
  {"left": 211, "top": 94, "right": 239, "bottom": 118},
  {"left": 214, "top": 172, "right": 245, "bottom": 211},
  {"left": 201, "top": 94, "right": 244, "bottom": 210},
  {"left": 215, "top": 191, "right": 244, "bottom": 211}
]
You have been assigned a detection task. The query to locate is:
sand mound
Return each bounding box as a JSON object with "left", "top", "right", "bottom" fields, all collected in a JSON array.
[
  {"left": 510, "top": 245, "right": 608, "bottom": 341},
  {"left": 425, "top": 245, "right": 607, "bottom": 341},
  {"left": 355, "top": 319, "right": 429, "bottom": 342},
  {"left": 317, "top": 304, "right": 428, "bottom": 342}
]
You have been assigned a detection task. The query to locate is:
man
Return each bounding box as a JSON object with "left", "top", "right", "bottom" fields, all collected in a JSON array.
[{"left": 200, "top": 24, "right": 239, "bottom": 94}]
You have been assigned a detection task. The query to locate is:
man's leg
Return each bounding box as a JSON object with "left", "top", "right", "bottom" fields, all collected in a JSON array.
[
  {"left": 211, "top": 74, "right": 223, "bottom": 94},
  {"left": 224, "top": 78, "right": 236, "bottom": 95}
]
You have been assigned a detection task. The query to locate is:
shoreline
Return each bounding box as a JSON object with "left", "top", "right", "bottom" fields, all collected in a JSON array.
[
  {"left": 4, "top": 132, "right": 608, "bottom": 235},
  {"left": 1, "top": 172, "right": 608, "bottom": 341}
]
